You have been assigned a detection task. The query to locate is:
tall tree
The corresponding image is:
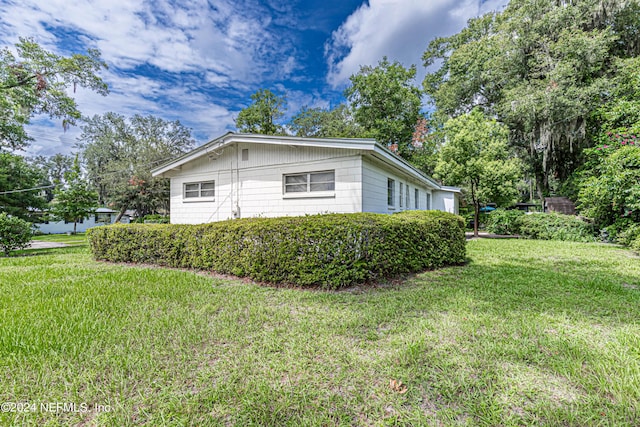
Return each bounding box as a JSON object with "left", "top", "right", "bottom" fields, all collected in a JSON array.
[
  {"left": 49, "top": 156, "right": 98, "bottom": 234},
  {"left": 435, "top": 109, "right": 522, "bottom": 237},
  {"left": 0, "top": 38, "right": 108, "bottom": 150},
  {"left": 235, "top": 89, "right": 287, "bottom": 135},
  {"left": 345, "top": 57, "right": 423, "bottom": 157},
  {"left": 289, "top": 104, "right": 365, "bottom": 138},
  {"left": 27, "top": 153, "right": 74, "bottom": 201},
  {"left": 423, "top": 0, "right": 640, "bottom": 198},
  {"left": 0, "top": 152, "right": 47, "bottom": 221},
  {"left": 77, "top": 113, "right": 194, "bottom": 219}
]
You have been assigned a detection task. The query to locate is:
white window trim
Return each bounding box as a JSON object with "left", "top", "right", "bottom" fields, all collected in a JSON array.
[
  {"left": 183, "top": 180, "right": 215, "bottom": 202},
  {"left": 283, "top": 170, "right": 335, "bottom": 198},
  {"left": 387, "top": 178, "right": 395, "bottom": 208}
]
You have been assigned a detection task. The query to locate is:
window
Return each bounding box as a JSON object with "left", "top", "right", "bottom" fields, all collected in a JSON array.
[
  {"left": 387, "top": 178, "right": 395, "bottom": 206},
  {"left": 284, "top": 171, "right": 334, "bottom": 194},
  {"left": 415, "top": 189, "right": 419, "bottom": 209},
  {"left": 184, "top": 181, "right": 215, "bottom": 199},
  {"left": 405, "top": 184, "right": 410, "bottom": 208},
  {"left": 399, "top": 183, "right": 404, "bottom": 208},
  {"left": 426, "top": 193, "right": 432, "bottom": 210},
  {"left": 95, "top": 213, "right": 111, "bottom": 224},
  {"left": 241, "top": 148, "right": 249, "bottom": 161}
]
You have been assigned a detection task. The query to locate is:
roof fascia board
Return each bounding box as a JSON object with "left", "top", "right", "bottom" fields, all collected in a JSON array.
[{"left": 152, "top": 133, "right": 376, "bottom": 177}]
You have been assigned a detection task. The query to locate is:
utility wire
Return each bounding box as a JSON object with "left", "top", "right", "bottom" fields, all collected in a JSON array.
[{"left": 0, "top": 184, "right": 56, "bottom": 195}]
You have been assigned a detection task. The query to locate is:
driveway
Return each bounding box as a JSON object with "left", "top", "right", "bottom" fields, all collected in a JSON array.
[{"left": 27, "top": 241, "right": 70, "bottom": 249}]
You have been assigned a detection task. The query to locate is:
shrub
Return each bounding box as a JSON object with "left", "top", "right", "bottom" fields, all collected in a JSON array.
[
  {"left": 0, "top": 213, "right": 34, "bottom": 256},
  {"left": 485, "top": 209, "right": 525, "bottom": 235},
  {"left": 133, "top": 214, "right": 170, "bottom": 224},
  {"left": 87, "top": 211, "right": 466, "bottom": 289},
  {"left": 517, "top": 212, "right": 596, "bottom": 242},
  {"left": 616, "top": 223, "right": 640, "bottom": 247}
]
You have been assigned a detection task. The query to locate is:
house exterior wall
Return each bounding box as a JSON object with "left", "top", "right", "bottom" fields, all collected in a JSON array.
[
  {"left": 361, "top": 157, "right": 436, "bottom": 214},
  {"left": 433, "top": 190, "right": 459, "bottom": 214},
  {"left": 168, "top": 142, "right": 363, "bottom": 224}
]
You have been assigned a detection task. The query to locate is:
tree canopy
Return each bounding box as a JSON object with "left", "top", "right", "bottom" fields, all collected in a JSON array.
[
  {"left": 345, "top": 57, "right": 423, "bottom": 157},
  {"left": 289, "top": 104, "right": 364, "bottom": 138},
  {"left": 49, "top": 156, "right": 98, "bottom": 234},
  {"left": 0, "top": 38, "right": 108, "bottom": 150},
  {"left": 423, "top": 0, "right": 640, "bottom": 197},
  {"left": 435, "top": 109, "right": 522, "bottom": 236},
  {"left": 0, "top": 152, "right": 47, "bottom": 221},
  {"left": 235, "top": 89, "right": 287, "bottom": 135},
  {"left": 77, "top": 113, "right": 194, "bottom": 218}
]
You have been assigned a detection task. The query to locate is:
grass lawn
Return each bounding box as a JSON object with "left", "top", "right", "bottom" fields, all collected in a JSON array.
[
  {"left": 32, "top": 233, "right": 88, "bottom": 246},
  {"left": 1, "top": 239, "right": 639, "bottom": 426}
]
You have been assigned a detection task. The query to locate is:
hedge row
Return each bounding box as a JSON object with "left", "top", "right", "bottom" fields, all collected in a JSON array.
[
  {"left": 87, "top": 211, "right": 466, "bottom": 289},
  {"left": 486, "top": 210, "right": 596, "bottom": 242}
]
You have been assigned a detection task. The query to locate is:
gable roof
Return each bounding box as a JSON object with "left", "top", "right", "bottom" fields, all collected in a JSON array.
[{"left": 152, "top": 132, "right": 457, "bottom": 192}]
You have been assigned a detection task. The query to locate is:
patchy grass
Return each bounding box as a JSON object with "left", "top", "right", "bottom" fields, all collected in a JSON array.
[{"left": 0, "top": 239, "right": 638, "bottom": 426}]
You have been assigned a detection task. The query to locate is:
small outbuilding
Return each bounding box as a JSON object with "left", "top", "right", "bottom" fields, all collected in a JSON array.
[{"left": 152, "top": 133, "right": 460, "bottom": 224}]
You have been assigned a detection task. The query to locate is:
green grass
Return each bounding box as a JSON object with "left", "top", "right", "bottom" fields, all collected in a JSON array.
[
  {"left": 1, "top": 239, "right": 639, "bottom": 426},
  {"left": 32, "top": 233, "right": 88, "bottom": 246}
]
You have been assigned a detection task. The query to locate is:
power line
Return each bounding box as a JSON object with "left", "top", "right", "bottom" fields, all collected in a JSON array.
[{"left": 0, "top": 184, "right": 56, "bottom": 195}]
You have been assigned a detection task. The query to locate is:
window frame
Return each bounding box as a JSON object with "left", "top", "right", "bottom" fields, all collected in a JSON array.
[
  {"left": 387, "top": 178, "right": 395, "bottom": 208},
  {"left": 282, "top": 170, "right": 335, "bottom": 198},
  {"left": 183, "top": 180, "right": 215, "bottom": 201},
  {"left": 405, "top": 184, "right": 410, "bottom": 208}
]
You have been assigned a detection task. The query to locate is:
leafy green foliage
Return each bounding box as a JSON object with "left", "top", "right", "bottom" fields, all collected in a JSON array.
[
  {"left": 435, "top": 109, "right": 522, "bottom": 236},
  {"left": 0, "top": 212, "right": 33, "bottom": 256},
  {"left": 345, "top": 58, "right": 423, "bottom": 157},
  {"left": 49, "top": 157, "right": 98, "bottom": 234},
  {"left": 78, "top": 113, "right": 194, "bottom": 217},
  {"left": 235, "top": 89, "right": 287, "bottom": 135},
  {"left": 0, "top": 37, "right": 108, "bottom": 149},
  {"left": 423, "top": 0, "right": 640, "bottom": 196},
  {"left": 485, "top": 209, "right": 525, "bottom": 235},
  {"left": 577, "top": 145, "right": 640, "bottom": 229},
  {"left": 0, "top": 152, "right": 47, "bottom": 221},
  {"left": 87, "top": 211, "right": 466, "bottom": 289},
  {"left": 517, "top": 213, "right": 595, "bottom": 242},
  {"left": 26, "top": 153, "right": 74, "bottom": 202},
  {"left": 289, "top": 104, "right": 364, "bottom": 138}
]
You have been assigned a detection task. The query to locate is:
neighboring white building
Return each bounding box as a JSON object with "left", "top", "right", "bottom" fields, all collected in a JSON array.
[
  {"left": 151, "top": 133, "right": 460, "bottom": 224},
  {"left": 35, "top": 207, "right": 130, "bottom": 234}
]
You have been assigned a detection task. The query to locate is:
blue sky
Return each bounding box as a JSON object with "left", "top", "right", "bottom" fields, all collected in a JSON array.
[{"left": 0, "top": 0, "right": 504, "bottom": 156}]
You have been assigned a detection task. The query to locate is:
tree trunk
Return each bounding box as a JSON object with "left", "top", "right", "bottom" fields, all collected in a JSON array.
[
  {"left": 114, "top": 205, "right": 128, "bottom": 223},
  {"left": 73, "top": 221, "right": 77, "bottom": 234},
  {"left": 471, "top": 181, "right": 479, "bottom": 237}
]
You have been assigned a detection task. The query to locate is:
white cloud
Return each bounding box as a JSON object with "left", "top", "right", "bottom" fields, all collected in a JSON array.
[
  {"left": 325, "top": 0, "right": 507, "bottom": 88},
  {"left": 0, "top": 0, "right": 294, "bottom": 155},
  {"left": 0, "top": 0, "right": 296, "bottom": 83}
]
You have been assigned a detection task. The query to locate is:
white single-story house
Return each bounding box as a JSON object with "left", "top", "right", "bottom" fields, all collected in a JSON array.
[
  {"left": 35, "top": 207, "right": 131, "bottom": 234},
  {"left": 151, "top": 133, "right": 460, "bottom": 224}
]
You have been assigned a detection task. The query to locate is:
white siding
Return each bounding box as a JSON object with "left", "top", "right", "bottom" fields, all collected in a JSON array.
[
  {"left": 361, "top": 157, "right": 435, "bottom": 214},
  {"left": 168, "top": 143, "right": 363, "bottom": 224},
  {"left": 433, "top": 190, "right": 459, "bottom": 214}
]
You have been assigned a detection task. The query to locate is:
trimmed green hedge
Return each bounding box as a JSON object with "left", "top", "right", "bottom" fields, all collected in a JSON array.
[
  {"left": 485, "top": 209, "right": 525, "bottom": 235},
  {"left": 87, "top": 211, "right": 466, "bottom": 289},
  {"left": 517, "top": 212, "right": 596, "bottom": 242}
]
